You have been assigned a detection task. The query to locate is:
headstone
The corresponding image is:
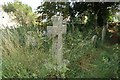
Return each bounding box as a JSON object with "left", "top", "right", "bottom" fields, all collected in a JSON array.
[
  {"left": 102, "top": 26, "right": 107, "bottom": 43},
  {"left": 47, "top": 15, "right": 66, "bottom": 70},
  {"left": 26, "top": 31, "right": 38, "bottom": 47},
  {"left": 91, "top": 35, "right": 98, "bottom": 48}
]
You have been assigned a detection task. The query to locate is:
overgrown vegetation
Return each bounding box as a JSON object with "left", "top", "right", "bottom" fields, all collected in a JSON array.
[
  {"left": 1, "top": 26, "right": 119, "bottom": 78},
  {"left": 1, "top": 1, "right": 120, "bottom": 79}
]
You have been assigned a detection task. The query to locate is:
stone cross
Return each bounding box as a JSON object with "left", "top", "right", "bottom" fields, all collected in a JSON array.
[{"left": 47, "top": 15, "right": 66, "bottom": 67}]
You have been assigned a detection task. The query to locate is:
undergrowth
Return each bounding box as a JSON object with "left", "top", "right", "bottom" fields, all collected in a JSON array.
[{"left": 1, "top": 26, "right": 120, "bottom": 78}]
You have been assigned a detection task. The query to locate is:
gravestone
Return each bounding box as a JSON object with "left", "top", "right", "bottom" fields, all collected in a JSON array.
[
  {"left": 102, "top": 26, "right": 107, "bottom": 43},
  {"left": 47, "top": 15, "right": 66, "bottom": 70},
  {"left": 26, "top": 31, "right": 38, "bottom": 47},
  {"left": 102, "top": 21, "right": 109, "bottom": 43},
  {"left": 91, "top": 35, "right": 98, "bottom": 48}
]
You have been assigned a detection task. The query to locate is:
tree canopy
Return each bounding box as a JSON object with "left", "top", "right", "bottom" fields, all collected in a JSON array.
[
  {"left": 2, "top": 1, "right": 37, "bottom": 26},
  {"left": 36, "top": 2, "right": 120, "bottom": 28}
]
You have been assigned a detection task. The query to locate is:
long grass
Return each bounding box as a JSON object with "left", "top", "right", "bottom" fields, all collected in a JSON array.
[
  {"left": 1, "top": 26, "right": 120, "bottom": 78},
  {"left": 1, "top": 26, "right": 51, "bottom": 78}
]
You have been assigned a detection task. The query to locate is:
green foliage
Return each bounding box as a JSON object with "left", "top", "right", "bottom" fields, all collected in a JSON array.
[
  {"left": 1, "top": 26, "right": 119, "bottom": 78},
  {"left": 2, "top": 7, "right": 120, "bottom": 77},
  {"left": 35, "top": 2, "right": 70, "bottom": 31},
  {"left": 0, "top": 56, "right": 1, "bottom": 79},
  {"left": 1, "top": 26, "right": 49, "bottom": 78},
  {"left": 36, "top": 2, "right": 69, "bottom": 20},
  {"left": 36, "top": 2, "right": 120, "bottom": 34},
  {"left": 64, "top": 31, "right": 119, "bottom": 78},
  {"left": 1, "top": 1, "right": 120, "bottom": 78},
  {"left": 71, "top": 2, "right": 120, "bottom": 27},
  {"left": 2, "top": 1, "right": 37, "bottom": 26}
]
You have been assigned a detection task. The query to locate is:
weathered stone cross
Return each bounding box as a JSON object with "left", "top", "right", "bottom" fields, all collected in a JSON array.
[{"left": 47, "top": 15, "right": 66, "bottom": 67}]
